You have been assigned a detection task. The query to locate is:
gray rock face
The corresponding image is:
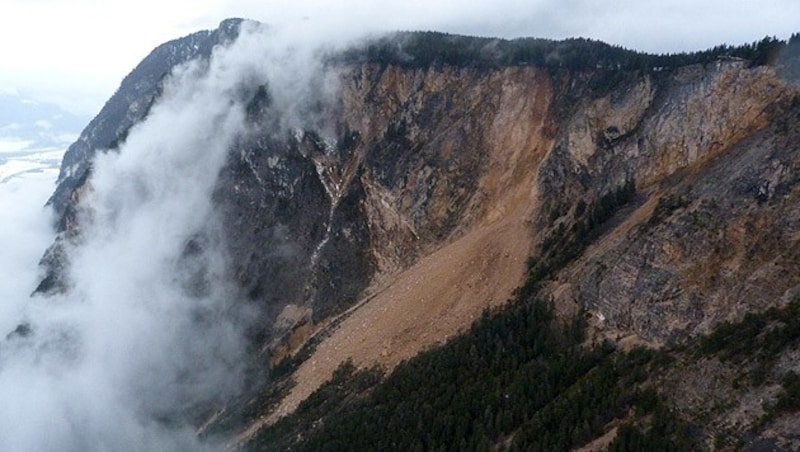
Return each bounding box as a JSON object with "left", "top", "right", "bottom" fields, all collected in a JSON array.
[
  {"left": 212, "top": 128, "right": 374, "bottom": 327},
  {"left": 568, "top": 108, "right": 800, "bottom": 343},
  {"left": 539, "top": 61, "right": 800, "bottom": 344},
  {"left": 40, "top": 19, "right": 800, "bottom": 356},
  {"left": 48, "top": 18, "right": 244, "bottom": 226},
  {"left": 36, "top": 19, "right": 244, "bottom": 295}
]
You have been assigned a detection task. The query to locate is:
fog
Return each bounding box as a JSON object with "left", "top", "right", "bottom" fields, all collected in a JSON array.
[
  {"left": 5, "top": 0, "right": 798, "bottom": 115},
  {"left": 0, "top": 20, "right": 340, "bottom": 450}
]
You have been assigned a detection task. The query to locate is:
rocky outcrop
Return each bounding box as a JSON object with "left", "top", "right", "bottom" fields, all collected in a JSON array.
[
  {"left": 49, "top": 18, "right": 244, "bottom": 220},
  {"left": 540, "top": 61, "right": 800, "bottom": 344},
  {"left": 35, "top": 19, "right": 246, "bottom": 294},
  {"left": 38, "top": 20, "right": 800, "bottom": 445},
  {"left": 213, "top": 64, "right": 554, "bottom": 345}
]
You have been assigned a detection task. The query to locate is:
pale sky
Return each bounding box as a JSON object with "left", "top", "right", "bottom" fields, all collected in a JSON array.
[{"left": 1, "top": 0, "right": 798, "bottom": 116}]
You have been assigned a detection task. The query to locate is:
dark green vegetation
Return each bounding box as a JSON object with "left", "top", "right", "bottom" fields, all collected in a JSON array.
[
  {"left": 699, "top": 299, "right": 800, "bottom": 364},
  {"left": 642, "top": 193, "right": 691, "bottom": 231},
  {"left": 696, "top": 299, "right": 800, "bottom": 425},
  {"left": 334, "top": 31, "right": 800, "bottom": 106},
  {"left": 247, "top": 183, "right": 700, "bottom": 450},
  {"left": 775, "top": 371, "right": 800, "bottom": 414},
  {"left": 337, "top": 31, "right": 800, "bottom": 76},
  {"left": 529, "top": 179, "right": 636, "bottom": 285},
  {"left": 607, "top": 405, "right": 698, "bottom": 452},
  {"left": 247, "top": 293, "right": 800, "bottom": 450},
  {"left": 699, "top": 299, "right": 800, "bottom": 388},
  {"left": 242, "top": 166, "right": 800, "bottom": 450},
  {"left": 252, "top": 299, "right": 694, "bottom": 451}
]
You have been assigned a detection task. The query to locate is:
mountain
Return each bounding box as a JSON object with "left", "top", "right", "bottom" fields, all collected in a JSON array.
[
  {"left": 0, "top": 93, "right": 88, "bottom": 150},
  {"left": 36, "top": 20, "right": 800, "bottom": 449},
  {"left": 0, "top": 92, "right": 89, "bottom": 183}
]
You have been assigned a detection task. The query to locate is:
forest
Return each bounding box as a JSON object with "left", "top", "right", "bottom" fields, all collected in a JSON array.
[
  {"left": 246, "top": 183, "right": 700, "bottom": 450},
  {"left": 242, "top": 176, "right": 800, "bottom": 450},
  {"left": 336, "top": 31, "right": 800, "bottom": 75}
]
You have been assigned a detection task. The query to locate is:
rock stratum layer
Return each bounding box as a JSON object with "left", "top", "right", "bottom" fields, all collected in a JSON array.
[{"left": 40, "top": 21, "right": 800, "bottom": 449}]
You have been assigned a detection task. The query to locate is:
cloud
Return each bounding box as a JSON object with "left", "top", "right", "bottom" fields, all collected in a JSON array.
[
  {"left": 0, "top": 172, "right": 55, "bottom": 334},
  {"left": 0, "top": 170, "right": 64, "bottom": 449},
  {"left": 3, "top": 0, "right": 799, "bottom": 115},
  {"left": 0, "top": 21, "right": 341, "bottom": 449},
  {"left": 199, "top": 0, "right": 800, "bottom": 51}
]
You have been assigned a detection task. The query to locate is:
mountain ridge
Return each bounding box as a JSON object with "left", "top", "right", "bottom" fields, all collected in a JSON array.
[{"left": 35, "top": 19, "right": 800, "bottom": 449}]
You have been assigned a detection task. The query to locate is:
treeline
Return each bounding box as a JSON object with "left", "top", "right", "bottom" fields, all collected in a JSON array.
[
  {"left": 698, "top": 298, "right": 800, "bottom": 420},
  {"left": 248, "top": 179, "right": 701, "bottom": 450},
  {"left": 252, "top": 297, "right": 692, "bottom": 451},
  {"left": 334, "top": 31, "right": 800, "bottom": 74},
  {"left": 241, "top": 177, "right": 800, "bottom": 449},
  {"left": 528, "top": 178, "right": 637, "bottom": 286}
]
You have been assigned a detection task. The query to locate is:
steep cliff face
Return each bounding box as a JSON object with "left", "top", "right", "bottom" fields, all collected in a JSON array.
[
  {"left": 211, "top": 64, "right": 553, "bottom": 354},
  {"left": 36, "top": 19, "right": 245, "bottom": 294},
  {"left": 50, "top": 19, "right": 244, "bottom": 220},
  {"left": 44, "top": 21, "right": 797, "bottom": 350},
  {"left": 245, "top": 66, "right": 555, "bottom": 427},
  {"left": 539, "top": 61, "right": 800, "bottom": 344},
  {"left": 39, "top": 20, "right": 800, "bottom": 447},
  {"left": 242, "top": 57, "right": 799, "bottom": 438}
]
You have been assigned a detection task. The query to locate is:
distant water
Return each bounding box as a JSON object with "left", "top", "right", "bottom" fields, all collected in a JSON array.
[{"left": 0, "top": 146, "right": 63, "bottom": 184}]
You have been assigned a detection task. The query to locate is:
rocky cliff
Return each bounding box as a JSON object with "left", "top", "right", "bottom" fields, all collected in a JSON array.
[
  {"left": 540, "top": 61, "right": 799, "bottom": 344},
  {"left": 39, "top": 20, "right": 800, "bottom": 449}
]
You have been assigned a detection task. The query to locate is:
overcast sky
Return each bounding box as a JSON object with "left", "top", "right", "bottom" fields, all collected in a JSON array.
[{"left": 1, "top": 0, "right": 798, "bottom": 116}]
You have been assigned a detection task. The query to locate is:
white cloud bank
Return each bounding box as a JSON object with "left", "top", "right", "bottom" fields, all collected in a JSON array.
[
  {"left": 0, "top": 21, "right": 342, "bottom": 450},
  {"left": 2, "top": 0, "right": 798, "bottom": 115}
]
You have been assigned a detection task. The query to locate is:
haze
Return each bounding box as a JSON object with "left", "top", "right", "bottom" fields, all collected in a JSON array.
[{"left": 1, "top": 0, "right": 798, "bottom": 115}]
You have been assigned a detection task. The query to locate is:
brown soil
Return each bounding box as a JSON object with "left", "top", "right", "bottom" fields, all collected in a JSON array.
[
  {"left": 269, "top": 181, "right": 536, "bottom": 414},
  {"left": 232, "top": 190, "right": 537, "bottom": 444},
  {"left": 233, "top": 69, "right": 555, "bottom": 445}
]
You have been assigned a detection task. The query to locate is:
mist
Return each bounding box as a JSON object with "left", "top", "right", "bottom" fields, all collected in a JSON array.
[{"left": 0, "top": 20, "right": 345, "bottom": 450}]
